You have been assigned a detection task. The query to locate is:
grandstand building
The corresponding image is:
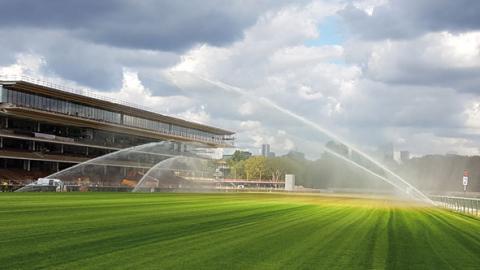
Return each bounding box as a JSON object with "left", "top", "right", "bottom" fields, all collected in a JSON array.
[{"left": 0, "top": 76, "right": 234, "bottom": 188}]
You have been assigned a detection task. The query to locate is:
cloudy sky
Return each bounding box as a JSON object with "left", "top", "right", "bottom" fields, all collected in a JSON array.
[{"left": 1, "top": 0, "right": 479, "bottom": 157}]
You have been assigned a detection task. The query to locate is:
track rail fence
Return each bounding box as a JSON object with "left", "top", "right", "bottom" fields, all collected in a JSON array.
[{"left": 430, "top": 195, "right": 479, "bottom": 217}]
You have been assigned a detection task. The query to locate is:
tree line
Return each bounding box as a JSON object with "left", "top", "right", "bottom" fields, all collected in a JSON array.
[
  {"left": 225, "top": 149, "right": 389, "bottom": 190},
  {"left": 225, "top": 149, "right": 480, "bottom": 193}
]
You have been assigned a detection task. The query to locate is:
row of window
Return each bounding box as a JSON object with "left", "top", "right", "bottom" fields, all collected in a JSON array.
[
  {"left": 1, "top": 88, "right": 121, "bottom": 123},
  {"left": 123, "top": 115, "right": 170, "bottom": 133},
  {"left": 0, "top": 87, "right": 227, "bottom": 143}
]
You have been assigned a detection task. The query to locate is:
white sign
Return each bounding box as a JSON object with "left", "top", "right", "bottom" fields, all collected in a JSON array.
[
  {"left": 285, "top": 174, "right": 295, "bottom": 191},
  {"left": 463, "top": 176, "right": 468, "bottom": 186}
]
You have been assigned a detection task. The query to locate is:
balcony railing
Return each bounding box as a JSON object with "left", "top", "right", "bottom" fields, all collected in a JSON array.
[{"left": 0, "top": 74, "right": 156, "bottom": 112}]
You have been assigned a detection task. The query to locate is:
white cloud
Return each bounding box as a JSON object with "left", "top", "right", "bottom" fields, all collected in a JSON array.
[
  {"left": 177, "top": 105, "right": 211, "bottom": 125},
  {"left": 238, "top": 102, "right": 256, "bottom": 116},
  {"left": 1, "top": 0, "right": 480, "bottom": 158},
  {"left": 298, "top": 84, "right": 324, "bottom": 100},
  {"left": 399, "top": 132, "right": 479, "bottom": 156},
  {"left": 165, "top": 1, "right": 480, "bottom": 156},
  {"left": 465, "top": 99, "right": 480, "bottom": 129},
  {"left": 352, "top": 0, "right": 388, "bottom": 15},
  {"left": 345, "top": 31, "right": 480, "bottom": 87},
  {"left": 100, "top": 69, "right": 193, "bottom": 115},
  {"left": 167, "top": 2, "right": 355, "bottom": 154},
  {"left": 0, "top": 53, "right": 46, "bottom": 77}
]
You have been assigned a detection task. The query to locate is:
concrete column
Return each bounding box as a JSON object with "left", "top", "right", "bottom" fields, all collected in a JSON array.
[
  {"left": 5, "top": 117, "right": 8, "bottom": 129},
  {"left": 86, "top": 147, "right": 89, "bottom": 156},
  {"left": 26, "top": 160, "right": 31, "bottom": 171},
  {"left": 60, "top": 144, "right": 64, "bottom": 154},
  {"left": 56, "top": 162, "right": 60, "bottom": 172},
  {"left": 37, "top": 122, "right": 41, "bottom": 132},
  {"left": 32, "top": 141, "right": 35, "bottom": 151},
  {"left": 0, "top": 137, "right": 3, "bottom": 149}
]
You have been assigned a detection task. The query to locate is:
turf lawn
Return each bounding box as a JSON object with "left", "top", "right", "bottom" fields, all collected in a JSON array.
[{"left": 0, "top": 193, "right": 479, "bottom": 270}]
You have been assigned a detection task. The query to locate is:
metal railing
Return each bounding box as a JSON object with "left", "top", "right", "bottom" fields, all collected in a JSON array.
[
  {"left": 0, "top": 74, "right": 154, "bottom": 112},
  {"left": 431, "top": 195, "right": 480, "bottom": 217}
]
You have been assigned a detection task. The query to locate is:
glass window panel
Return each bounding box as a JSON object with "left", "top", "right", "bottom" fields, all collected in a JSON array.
[
  {"left": 80, "top": 104, "right": 86, "bottom": 117},
  {"left": 16, "top": 91, "right": 21, "bottom": 105},
  {"left": 24, "top": 93, "right": 30, "bottom": 107},
  {"left": 23, "top": 93, "right": 28, "bottom": 107},
  {"left": 34, "top": 95, "right": 40, "bottom": 109},
  {"left": 1, "top": 88, "right": 6, "bottom": 103},
  {"left": 16, "top": 91, "right": 21, "bottom": 104},
  {"left": 64, "top": 101, "right": 70, "bottom": 114},
  {"left": 61, "top": 100, "right": 67, "bottom": 114},
  {"left": 0, "top": 87, "right": 4, "bottom": 103},
  {"left": 18, "top": 91, "right": 24, "bottom": 106},
  {"left": 42, "top": 96, "right": 47, "bottom": 109},
  {"left": 52, "top": 98, "right": 58, "bottom": 112},
  {"left": 73, "top": 103, "right": 79, "bottom": 116}
]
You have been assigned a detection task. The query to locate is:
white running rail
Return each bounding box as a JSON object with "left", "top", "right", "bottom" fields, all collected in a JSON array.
[{"left": 431, "top": 195, "right": 480, "bottom": 217}]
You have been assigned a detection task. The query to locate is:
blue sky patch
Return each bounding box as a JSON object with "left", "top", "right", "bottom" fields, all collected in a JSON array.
[{"left": 305, "top": 15, "right": 344, "bottom": 46}]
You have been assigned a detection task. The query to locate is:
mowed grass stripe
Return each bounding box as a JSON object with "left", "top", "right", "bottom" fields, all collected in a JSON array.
[{"left": 0, "top": 193, "right": 478, "bottom": 270}]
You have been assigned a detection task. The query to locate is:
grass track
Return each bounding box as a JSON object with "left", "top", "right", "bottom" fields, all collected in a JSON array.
[{"left": 0, "top": 193, "right": 479, "bottom": 269}]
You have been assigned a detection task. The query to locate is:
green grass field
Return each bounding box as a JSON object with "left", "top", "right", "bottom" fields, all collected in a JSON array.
[{"left": 0, "top": 193, "right": 479, "bottom": 270}]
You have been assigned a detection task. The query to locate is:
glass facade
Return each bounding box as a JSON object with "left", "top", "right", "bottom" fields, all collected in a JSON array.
[
  {"left": 0, "top": 88, "right": 231, "bottom": 144},
  {"left": 2, "top": 88, "right": 121, "bottom": 123}
]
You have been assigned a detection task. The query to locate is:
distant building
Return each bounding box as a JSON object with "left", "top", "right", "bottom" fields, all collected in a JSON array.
[
  {"left": 400, "top": 151, "right": 410, "bottom": 163},
  {"left": 222, "top": 154, "right": 233, "bottom": 160},
  {"left": 260, "top": 144, "right": 275, "bottom": 158},
  {"left": 287, "top": 150, "right": 305, "bottom": 160},
  {"left": 261, "top": 144, "right": 270, "bottom": 157},
  {"left": 221, "top": 150, "right": 252, "bottom": 177},
  {"left": 378, "top": 143, "right": 394, "bottom": 161},
  {"left": 224, "top": 150, "right": 252, "bottom": 161},
  {"left": 446, "top": 151, "right": 458, "bottom": 156},
  {"left": 325, "top": 141, "right": 349, "bottom": 157},
  {"left": 0, "top": 76, "right": 234, "bottom": 186}
]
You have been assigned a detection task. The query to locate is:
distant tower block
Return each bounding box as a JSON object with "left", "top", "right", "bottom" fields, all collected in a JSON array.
[
  {"left": 261, "top": 144, "right": 270, "bottom": 157},
  {"left": 400, "top": 151, "right": 410, "bottom": 163},
  {"left": 285, "top": 174, "right": 295, "bottom": 191}
]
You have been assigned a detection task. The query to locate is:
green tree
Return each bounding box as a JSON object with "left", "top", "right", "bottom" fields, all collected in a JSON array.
[
  {"left": 229, "top": 159, "right": 246, "bottom": 179},
  {"left": 230, "top": 150, "right": 252, "bottom": 162},
  {"left": 244, "top": 156, "right": 267, "bottom": 180},
  {"left": 266, "top": 157, "right": 291, "bottom": 181}
]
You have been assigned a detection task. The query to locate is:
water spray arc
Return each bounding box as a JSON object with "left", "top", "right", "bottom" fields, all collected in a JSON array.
[
  {"left": 132, "top": 155, "right": 214, "bottom": 192},
  {"left": 16, "top": 144, "right": 142, "bottom": 192},
  {"left": 133, "top": 156, "right": 180, "bottom": 192},
  {"left": 169, "top": 71, "right": 433, "bottom": 204},
  {"left": 16, "top": 141, "right": 215, "bottom": 193}
]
